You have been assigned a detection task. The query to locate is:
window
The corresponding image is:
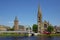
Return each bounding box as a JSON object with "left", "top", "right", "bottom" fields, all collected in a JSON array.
[{"left": 44, "top": 24, "right": 47, "bottom": 28}]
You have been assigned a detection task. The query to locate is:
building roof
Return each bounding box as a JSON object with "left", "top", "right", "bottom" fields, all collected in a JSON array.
[
  {"left": 56, "top": 27, "right": 60, "bottom": 29},
  {"left": 19, "top": 25, "right": 25, "bottom": 29},
  {"left": 0, "top": 25, "right": 10, "bottom": 29}
]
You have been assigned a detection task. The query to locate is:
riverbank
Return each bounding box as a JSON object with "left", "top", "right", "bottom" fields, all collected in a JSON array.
[
  {"left": 0, "top": 33, "right": 60, "bottom": 37},
  {"left": 0, "top": 33, "right": 28, "bottom": 37},
  {"left": 38, "top": 34, "right": 60, "bottom": 36}
]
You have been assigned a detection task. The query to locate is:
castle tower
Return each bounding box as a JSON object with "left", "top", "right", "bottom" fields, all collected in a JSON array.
[
  {"left": 37, "top": 4, "right": 42, "bottom": 33},
  {"left": 14, "top": 16, "right": 19, "bottom": 31}
]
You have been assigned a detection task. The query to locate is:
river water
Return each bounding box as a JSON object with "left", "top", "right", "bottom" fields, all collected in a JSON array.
[{"left": 0, "top": 36, "right": 60, "bottom": 40}]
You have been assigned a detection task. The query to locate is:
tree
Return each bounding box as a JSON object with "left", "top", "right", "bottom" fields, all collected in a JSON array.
[
  {"left": 26, "top": 27, "right": 31, "bottom": 31},
  {"left": 47, "top": 25, "right": 54, "bottom": 33},
  {"left": 7, "top": 27, "right": 14, "bottom": 31},
  {"left": 32, "top": 24, "right": 38, "bottom": 33},
  {"left": 8, "top": 26, "right": 14, "bottom": 31}
]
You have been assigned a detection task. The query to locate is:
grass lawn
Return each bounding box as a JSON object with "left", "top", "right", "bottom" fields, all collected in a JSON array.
[
  {"left": 38, "top": 34, "right": 60, "bottom": 36},
  {"left": 0, "top": 33, "right": 29, "bottom": 37},
  {"left": 0, "top": 33, "right": 60, "bottom": 37}
]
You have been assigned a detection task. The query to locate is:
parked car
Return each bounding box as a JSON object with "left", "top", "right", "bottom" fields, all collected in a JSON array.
[{"left": 43, "top": 31, "right": 51, "bottom": 34}]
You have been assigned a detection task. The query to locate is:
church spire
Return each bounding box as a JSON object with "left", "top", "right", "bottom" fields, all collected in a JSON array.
[
  {"left": 38, "top": 3, "right": 40, "bottom": 13},
  {"left": 38, "top": 0, "right": 42, "bottom": 17},
  {"left": 38, "top": 3, "right": 42, "bottom": 22},
  {"left": 37, "top": 2, "right": 43, "bottom": 33}
]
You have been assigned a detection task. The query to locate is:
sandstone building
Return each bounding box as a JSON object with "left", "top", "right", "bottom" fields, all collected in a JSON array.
[
  {"left": 14, "top": 16, "right": 26, "bottom": 31},
  {"left": 0, "top": 25, "right": 10, "bottom": 31}
]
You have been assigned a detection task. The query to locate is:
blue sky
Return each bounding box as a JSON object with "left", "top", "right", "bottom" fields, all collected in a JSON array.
[{"left": 0, "top": 0, "right": 60, "bottom": 27}]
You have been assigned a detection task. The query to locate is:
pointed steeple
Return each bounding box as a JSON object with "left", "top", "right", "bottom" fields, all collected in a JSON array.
[
  {"left": 38, "top": 3, "right": 41, "bottom": 13},
  {"left": 38, "top": 0, "right": 42, "bottom": 17},
  {"left": 38, "top": 3, "right": 42, "bottom": 22},
  {"left": 37, "top": 1, "right": 43, "bottom": 33}
]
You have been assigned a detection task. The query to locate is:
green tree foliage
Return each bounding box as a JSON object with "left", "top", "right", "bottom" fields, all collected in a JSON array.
[
  {"left": 47, "top": 25, "right": 54, "bottom": 33},
  {"left": 32, "top": 24, "right": 38, "bottom": 33},
  {"left": 8, "top": 26, "right": 14, "bottom": 31},
  {"left": 26, "top": 27, "right": 31, "bottom": 31},
  {"left": 8, "top": 28, "right": 14, "bottom": 31},
  {"left": 9, "top": 28, "right": 14, "bottom": 31}
]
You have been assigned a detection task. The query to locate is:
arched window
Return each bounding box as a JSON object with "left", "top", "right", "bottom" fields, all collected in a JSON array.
[{"left": 44, "top": 24, "right": 47, "bottom": 28}]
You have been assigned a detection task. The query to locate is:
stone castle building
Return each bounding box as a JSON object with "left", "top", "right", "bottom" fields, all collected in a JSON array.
[
  {"left": 14, "top": 16, "right": 26, "bottom": 31},
  {"left": 14, "top": 16, "right": 19, "bottom": 31},
  {"left": 37, "top": 5, "right": 49, "bottom": 33}
]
